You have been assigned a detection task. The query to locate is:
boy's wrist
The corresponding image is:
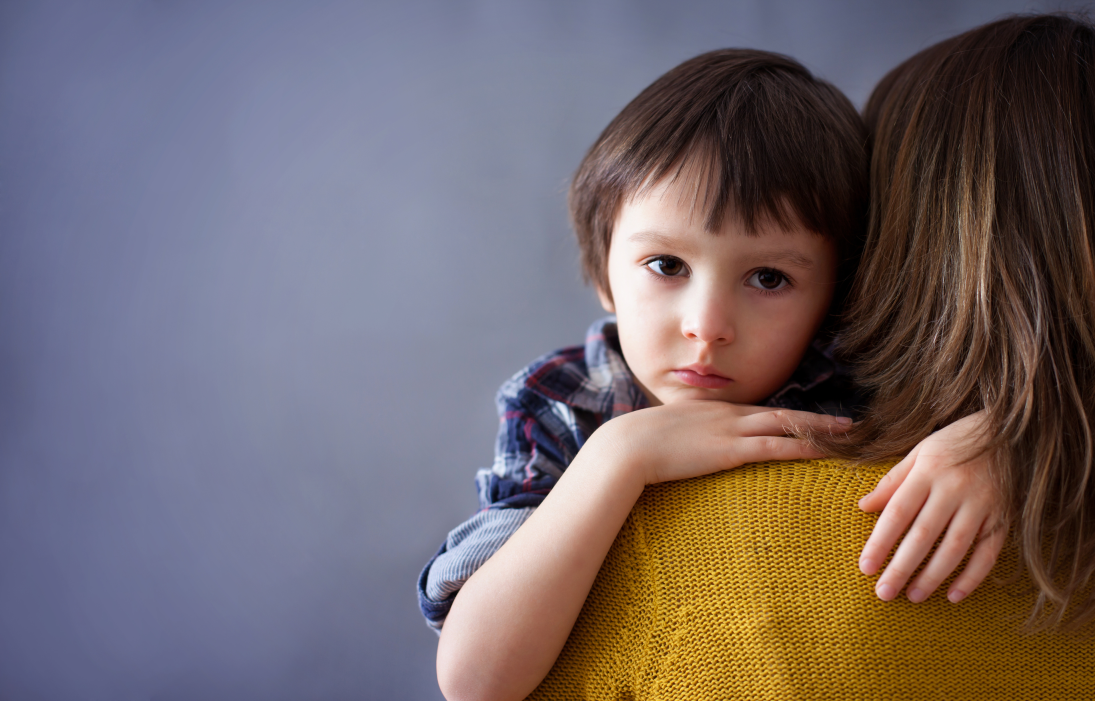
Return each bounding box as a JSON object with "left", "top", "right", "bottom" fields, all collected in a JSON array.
[{"left": 583, "top": 412, "right": 659, "bottom": 489}]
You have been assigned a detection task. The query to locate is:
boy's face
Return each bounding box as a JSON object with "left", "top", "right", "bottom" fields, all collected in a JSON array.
[{"left": 598, "top": 177, "right": 838, "bottom": 407}]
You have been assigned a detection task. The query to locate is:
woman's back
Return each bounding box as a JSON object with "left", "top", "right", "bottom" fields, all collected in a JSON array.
[{"left": 529, "top": 460, "right": 1095, "bottom": 699}]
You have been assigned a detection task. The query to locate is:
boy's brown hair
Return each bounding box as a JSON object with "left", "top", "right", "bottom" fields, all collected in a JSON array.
[
  {"left": 568, "top": 49, "right": 868, "bottom": 310},
  {"left": 818, "top": 14, "right": 1095, "bottom": 631}
]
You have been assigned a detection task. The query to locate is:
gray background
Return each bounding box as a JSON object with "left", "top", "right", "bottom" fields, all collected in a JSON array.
[{"left": 0, "top": 1, "right": 1084, "bottom": 699}]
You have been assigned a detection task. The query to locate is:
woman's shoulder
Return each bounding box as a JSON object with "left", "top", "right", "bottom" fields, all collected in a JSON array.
[{"left": 532, "top": 459, "right": 1095, "bottom": 700}]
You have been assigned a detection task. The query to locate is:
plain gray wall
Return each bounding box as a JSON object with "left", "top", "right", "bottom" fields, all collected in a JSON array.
[{"left": 0, "top": 1, "right": 1085, "bottom": 699}]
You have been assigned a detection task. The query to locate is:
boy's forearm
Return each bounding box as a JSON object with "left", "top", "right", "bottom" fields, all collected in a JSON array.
[
  {"left": 435, "top": 401, "right": 838, "bottom": 700},
  {"left": 436, "top": 425, "right": 646, "bottom": 701}
]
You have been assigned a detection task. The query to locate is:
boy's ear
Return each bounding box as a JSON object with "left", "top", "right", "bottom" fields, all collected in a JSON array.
[{"left": 595, "top": 285, "right": 615, "bottom": 313}]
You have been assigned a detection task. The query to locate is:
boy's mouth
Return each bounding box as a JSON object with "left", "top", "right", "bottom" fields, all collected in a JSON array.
[{"left": 672, "top": 366, "right": 732, "bottom": 389}]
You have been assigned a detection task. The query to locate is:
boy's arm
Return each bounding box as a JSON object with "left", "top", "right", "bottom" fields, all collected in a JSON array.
[
  {"left": 417, "top": 369, "right": 580, "bottom": 632},
  {"left": 856, "top": 411, "right": 1006, "bottom": 604},
  {"left": 436, "top": 401, "right": 849, "bottom": 701}
]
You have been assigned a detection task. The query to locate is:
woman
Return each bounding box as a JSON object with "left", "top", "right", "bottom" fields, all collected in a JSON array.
[
  {"left": 529, "top": 13, "right": 1095, "bottom": 699},
  {"left": 830, "top": 11, "right": 1095, "bottom": 632}
]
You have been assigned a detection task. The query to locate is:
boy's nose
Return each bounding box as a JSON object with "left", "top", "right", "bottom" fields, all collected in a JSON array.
[{"left": 681, "top": 294, "right": 735, "bottom": 345}]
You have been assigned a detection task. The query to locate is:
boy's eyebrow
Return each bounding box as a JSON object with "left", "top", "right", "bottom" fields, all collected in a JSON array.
[
  {"left": 744, "top": 249, "right": 816, "bottom": 269},
  {"left": 625, "top": 230, "right": 690, "bottom": 250}
]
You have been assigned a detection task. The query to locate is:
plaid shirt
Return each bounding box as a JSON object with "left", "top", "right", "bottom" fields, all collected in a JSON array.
[{"left": 417, "top": 316, "right": 857, "bottom": 631}]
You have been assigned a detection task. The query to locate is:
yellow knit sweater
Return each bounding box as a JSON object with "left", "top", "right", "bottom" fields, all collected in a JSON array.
[{"left": 528, "top": 459, "right": 1095, "bottom": 700}]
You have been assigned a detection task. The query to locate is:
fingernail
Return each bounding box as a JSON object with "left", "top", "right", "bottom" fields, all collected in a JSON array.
[
  {"left": 859, "top": 558, "right": 877, "bottom": 574},
  {"left": 858, "top": 495, "right": 870, "bottom": 509},
  {"left": 877, "top": 583, "right": 896, "bottom": 600},
  {"left": 907, "top": 588, "right": 925, "bottom": 603},
  {"left": 948, "top": 589, "right": 966, "bottom": 603},
  {"left": 836, "top": 416, "right": 853, "bottom": 425}
]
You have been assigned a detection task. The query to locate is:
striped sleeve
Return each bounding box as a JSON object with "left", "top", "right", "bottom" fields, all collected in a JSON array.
[{"left": 416, "top": 506, "right": 536, "bottom": 632}]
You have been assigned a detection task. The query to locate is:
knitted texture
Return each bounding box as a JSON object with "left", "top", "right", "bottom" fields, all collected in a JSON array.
[{"left": 528, "top": 459, "right": 1095, "bottom": 700}]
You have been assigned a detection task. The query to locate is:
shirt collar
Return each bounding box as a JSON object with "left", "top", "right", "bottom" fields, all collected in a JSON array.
[{"left": 575, "top": 316, "right": 649, "bottom": 419}]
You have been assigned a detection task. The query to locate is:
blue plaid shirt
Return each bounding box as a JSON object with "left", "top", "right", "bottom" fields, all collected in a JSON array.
[{"left": 417, "top": 316, "right": 856, "bottom": 631}]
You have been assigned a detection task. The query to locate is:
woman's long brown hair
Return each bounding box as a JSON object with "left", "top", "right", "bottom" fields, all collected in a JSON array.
[{"left": 820, "top": 14, "right": 1095, "bottom": 630}]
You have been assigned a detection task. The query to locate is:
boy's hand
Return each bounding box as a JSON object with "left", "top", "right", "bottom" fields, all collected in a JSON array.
[
  {"left": 857, "top": 411, "right": 1005, "bottom": 604},
  {"left": 438, "top": 401, "right": 850, "bottom": 701},
  {"left": 603, "top": 401, "right": 852, "bottom": 486}
]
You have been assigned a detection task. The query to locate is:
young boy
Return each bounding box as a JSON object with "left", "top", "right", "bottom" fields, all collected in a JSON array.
[{"left": 419, "top": 48, "right": 867, "bottom": 700}]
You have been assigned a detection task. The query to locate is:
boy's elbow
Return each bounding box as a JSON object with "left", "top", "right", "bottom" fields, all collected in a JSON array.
[
  {"left": 437, "top": 628, "right": 524, "bottom": 701},
  {"left": 436, "top": 639, "right": 471, "bottom": 701},
  {"left": 437, "top": 626, "right": 484, "bottom": 701}
]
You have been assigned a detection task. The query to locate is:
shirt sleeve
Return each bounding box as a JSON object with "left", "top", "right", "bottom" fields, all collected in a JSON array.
[
  {"left": 417, "top": 506, "right": 535, "bottom": 632},
  {"left": 416, "top": 363, "right": 590, "bottom": 631},
  {"left": 478, "top": 368, "right": 582, "bottom": 509}
]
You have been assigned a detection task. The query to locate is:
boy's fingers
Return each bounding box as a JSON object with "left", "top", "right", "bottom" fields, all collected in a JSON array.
[
  {"left": 858, "top": 477, "right": 931, "bottom": 578},
  {"left": 732, "top": 405, "right": 848, "bottom": 420},
  {"left": 737, "top": 409, "right": 852, "bottom": 437},
  {"left": 903, "top": 506, "right": 982, "bottom": 603},
  {"left": 859, "top": 446, "right": 920, "bottom": 512},
  {"left": 873, "top": 493, "right": 956, "bottom": 600},
  {"left": 734, "top": 404, "right": 784, "bottom": 416},
  {"left": 728, "top": 435, "right": 821, "bottom": 466},
  {"left": 947, "top": 523, "right": 1007, "bottom": 603}
]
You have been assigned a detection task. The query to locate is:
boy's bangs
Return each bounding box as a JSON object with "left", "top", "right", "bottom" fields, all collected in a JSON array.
[
  {"left": 623, "top": 75, "right": 853, "bottom": 241},
  {"left": 636, "top": 140, "right": 807, "bottom": 235}
]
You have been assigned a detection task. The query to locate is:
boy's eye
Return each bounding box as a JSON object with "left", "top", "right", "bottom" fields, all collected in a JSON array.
[
  {"left": 645, "top": 256, "right": 687, "bottom": 277},
  {"left": 748, "top": 269, "right": 789, "bottom": 291}
]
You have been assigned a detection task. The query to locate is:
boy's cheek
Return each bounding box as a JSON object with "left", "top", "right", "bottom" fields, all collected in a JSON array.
[{"left": 739, "top": 327, "right": 816, "bottom": 398}]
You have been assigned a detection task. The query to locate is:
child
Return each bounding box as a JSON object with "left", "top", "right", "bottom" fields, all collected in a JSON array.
[{"left": 421, "top": 49, "right": 995, "bottom": 700}]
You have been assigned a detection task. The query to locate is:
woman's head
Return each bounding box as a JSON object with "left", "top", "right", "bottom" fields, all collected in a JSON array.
[{"left": 837, "top": 14, "right": 1095, "bottom": 629}]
